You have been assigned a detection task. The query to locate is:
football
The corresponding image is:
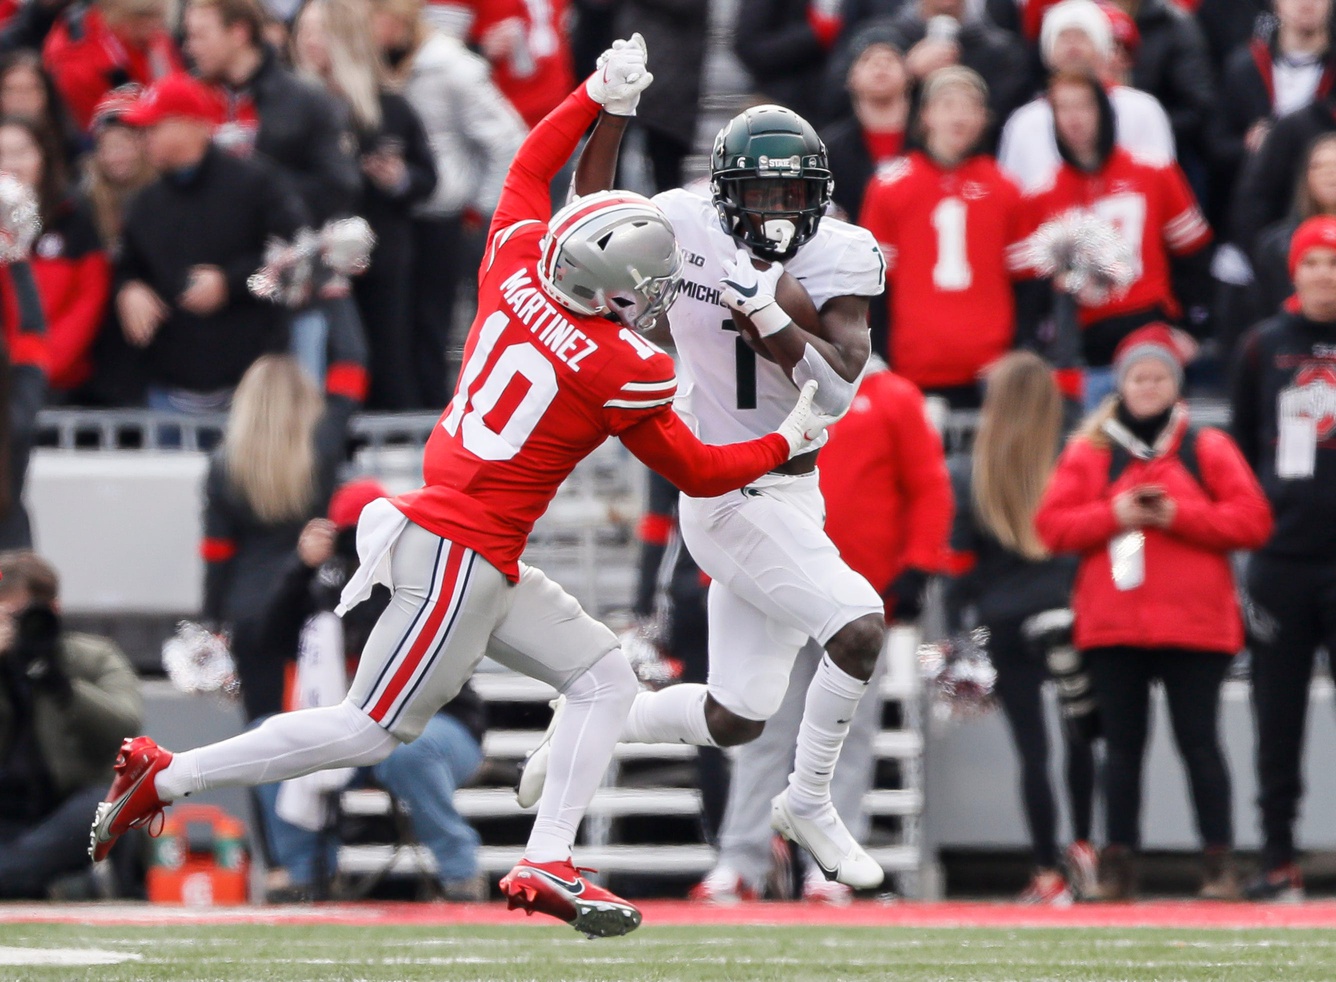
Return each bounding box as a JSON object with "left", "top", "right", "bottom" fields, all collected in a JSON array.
[{"left": 729, "top": 269, "right": 821, "bottom": 362}]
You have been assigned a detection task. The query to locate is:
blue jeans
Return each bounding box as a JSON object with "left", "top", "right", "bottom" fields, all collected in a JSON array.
[
  {"left": 256, "top": 712, "right": 483, "bottom": 886},
  {"left": 0, "top": 784, "right": 107, "bottom": 898},
  {"left": 288, "top": 307, "right": 328, "bottom": 386},
  {"left": 1083, "top": 365, "right": 1117, "bottom": 414}
]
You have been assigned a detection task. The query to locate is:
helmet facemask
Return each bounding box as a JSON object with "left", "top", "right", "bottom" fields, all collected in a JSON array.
[
  {"left": 710, "top": 105, "right": 834, "bottom": 262},
  {"left": 603, "top": 257, "right": 684, "bottom": 332},
  {"left": 713, "top": 174, "right": 830, "bottom": 261}
]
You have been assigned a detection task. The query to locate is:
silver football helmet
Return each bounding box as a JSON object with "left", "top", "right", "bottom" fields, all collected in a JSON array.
[{"left": 538, "top": 190, "right": 684, "bottom": 331}]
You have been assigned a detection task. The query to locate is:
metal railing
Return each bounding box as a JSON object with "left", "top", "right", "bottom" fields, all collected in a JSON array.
[{"left": 36, "top": 398, "right": 1234, "bottom": 455}]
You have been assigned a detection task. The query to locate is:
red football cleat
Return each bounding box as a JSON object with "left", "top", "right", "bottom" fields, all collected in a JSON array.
[
  {"left": 499, "top": 858, "right": 642, "bottom": 938},
  {"left": 88, "top": 736, "right": 173, "bottom": 862}
]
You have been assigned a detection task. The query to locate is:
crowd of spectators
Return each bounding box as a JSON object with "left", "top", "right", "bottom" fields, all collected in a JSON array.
[
  {"left": 0, "top": 0, "right": 1318, "bottom": 419},
  {"left": 3, "top": 0, "right": 1336, "bottom": 908}
]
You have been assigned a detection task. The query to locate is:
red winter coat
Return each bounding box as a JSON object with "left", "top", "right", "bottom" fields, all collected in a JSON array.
[
  {"left": 1034, "top": 410, "right": 1272, "bottom": 654},
  {"left": 818, "top": 370, "right": 953, "bottom": 601}
]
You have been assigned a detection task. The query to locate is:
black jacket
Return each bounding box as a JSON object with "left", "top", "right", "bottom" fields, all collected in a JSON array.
[
  {"left": 945, "top": 455, "right": 1076, "bottom": 628},
  {"left": 615, "top": 0, "right": 710, "bottom": 145},
  {"left": 1207, "top": 31, "right": 1336, "bottom": 237},
  {"left": 0, "top": 261, "right": 46, "bottom": 550},
  {"left": 822, "top": 115, "right": 877, "bottom": 222},
  {"left": 1231, "top": 96, "right": 1336, "bottom": 254},
  {"left": 1252, "top": 217, "right": 1300, "bottom": 319},
  {"left": 202, "top": 394, "right": 359, "bottom": 721},
  {"left": 1125, "top": 0, "right": 1215, "bottom": 156},
  {"left": 354, "top": 92, "right": 437, "bottom": 224},
  {"left": 225, "top": 47, "right": 361, "bottom": 224},
  {"left": 118, "top": 146, "right": 307, "bottom": 392},
  {"left": 733, "top": 0, "right": 844, "bottom": 126},
  {"left": 1231, "top": 310, "right": 1336, "bottom": 561},
  {"left": 1194, "top": 0, "right": 1268, "bottom": 73},
  {"left": 258, "top": 548, "right": 486, "bottom": 744},
  {"left": 848, "top": 6, "right": 1028, "bottom": 127}
]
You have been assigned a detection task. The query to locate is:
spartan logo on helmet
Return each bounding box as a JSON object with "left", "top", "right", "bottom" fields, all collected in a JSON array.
[
  {"left": 539, "top": 190, "right": 686, "bottom": 332},
  {"left": 710, "top": 105, "right": 834, "bottom": 262}
]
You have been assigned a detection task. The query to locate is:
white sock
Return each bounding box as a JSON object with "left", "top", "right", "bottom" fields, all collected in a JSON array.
[
  {"left": 618, "top": 683, "right": 719, "bottom": 747},
  {"left": 787, "top": 654, "right": 869, "bottom": 813},
  {"left": 154, "top": 701, "right": 400, "bottom": 802},
  {"left": 525, "top": 650, "right": 637, "bottom": 864}
]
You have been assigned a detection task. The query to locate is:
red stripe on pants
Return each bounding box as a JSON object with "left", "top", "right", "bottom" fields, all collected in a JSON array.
[{"left": 368, "top": 542, "right": 465, "bottom": 722}]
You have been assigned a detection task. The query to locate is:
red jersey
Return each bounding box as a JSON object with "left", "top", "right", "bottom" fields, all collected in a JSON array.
[
  {"left": 859, "top": 152, "right": 1028, "bottom": 389},
  {"left": 465, "top": 0, "right": 573, "bottom": 128},
  {"left": 1020, "top": 147, "right": 1211, "bottom": 330},
  {"left": 818, "top": 370, "right": 953, "bottom": 599},
  {"left": 393, "top": 89, "right": 788, "bottom": 579}
]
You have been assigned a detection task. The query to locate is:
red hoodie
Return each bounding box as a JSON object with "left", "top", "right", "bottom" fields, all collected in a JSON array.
[
  {"left": 1035, "top": 410, "right": 1272, "bottom": 654},
  {"left": 818, "top": 370, "right": 953, "bottom": 602}
]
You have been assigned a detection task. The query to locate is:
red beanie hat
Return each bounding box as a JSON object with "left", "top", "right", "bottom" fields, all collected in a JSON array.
[
  {"left": 1113, "top": 323, "right": 1196, "bottom": 389},
  {"left": 328, "top": 478, "right": 388, "bottom": 530},
  {"left": 1289, "top": 216, "right": 1336, "bottom": 279}
]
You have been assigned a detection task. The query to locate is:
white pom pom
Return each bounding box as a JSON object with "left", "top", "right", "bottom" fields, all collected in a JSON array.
[
  {"left": 320, "top": 217, "right": 376, "bottom": 276},
  {"left": 161, "top": 621, "right": 240, "bottom": 699},
  {"left": 247, "top": 230, "right": 321, "bottom": 308},
  {"left": 1026, "top": 209, "right": 1136, "bottom": 307},
  {"left": 248, "top": 219, "right": 377, "bottom": 306},
  {"left": 0, "top": 175, "right": 41, "bottom": 263},
  {"left": 918, "top": 628, "right": 997, "bottom": 723}
]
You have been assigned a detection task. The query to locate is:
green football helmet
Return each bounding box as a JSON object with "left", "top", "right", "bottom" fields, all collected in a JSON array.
[{"left": 710, "top": 105, "right": 834, "bottom": 261}]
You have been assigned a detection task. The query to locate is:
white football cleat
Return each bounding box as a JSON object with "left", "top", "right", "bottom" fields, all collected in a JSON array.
[
  {"left": 770, "top": 788, "right": 884, "bottom": 890},
  {"left": 515, "top": 696, "right": 565, "bottom": 809}
]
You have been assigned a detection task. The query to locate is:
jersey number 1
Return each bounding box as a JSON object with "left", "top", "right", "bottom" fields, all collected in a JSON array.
[
  {"left": 442, "top": 311, "right": 559, "bottom": 460},
  {"left": 931, "top": 197, "right": 973, "bottom": 291},
  {"left": 723, "top": 318, "right": 758, "bottom": 410}
]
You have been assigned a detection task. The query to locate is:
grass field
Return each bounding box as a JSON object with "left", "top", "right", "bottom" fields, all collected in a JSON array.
[{"left": 4, "top": 920, "right": 1336, "bottom": 982}]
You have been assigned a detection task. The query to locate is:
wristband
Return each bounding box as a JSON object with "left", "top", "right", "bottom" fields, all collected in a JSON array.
[{"left": 750, "top": 300, "right": 791, "bottom": 337}]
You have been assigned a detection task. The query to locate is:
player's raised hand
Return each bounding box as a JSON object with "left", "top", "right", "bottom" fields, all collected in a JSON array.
[
  {"left": 587, "top": 33, "right": 652, "bottom": 116},
  {"left": 774, "top": 380, "right": 837, "bottom": 455}
]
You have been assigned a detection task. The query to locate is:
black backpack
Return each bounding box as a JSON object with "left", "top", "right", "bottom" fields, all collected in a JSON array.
[{"left": 1107, "top": 425, "right": 1205, "bottom": 491}]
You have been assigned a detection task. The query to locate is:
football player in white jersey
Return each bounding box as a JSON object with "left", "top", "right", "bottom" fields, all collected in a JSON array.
[{"left": 521, "top": 105, "right": 890, "bottom": 890}]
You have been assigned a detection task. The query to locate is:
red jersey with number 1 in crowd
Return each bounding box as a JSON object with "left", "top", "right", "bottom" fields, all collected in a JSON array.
[{"left": 392, "top": 89, "right": 788, "bottom": 580}]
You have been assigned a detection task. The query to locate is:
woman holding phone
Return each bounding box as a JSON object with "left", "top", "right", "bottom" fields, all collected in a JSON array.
[
  {"left": 292, "top": 0, "right": 437, "bottom": 409},
  {"left": 1035, "top": 324, "right": 1273, "bottom": 901}
]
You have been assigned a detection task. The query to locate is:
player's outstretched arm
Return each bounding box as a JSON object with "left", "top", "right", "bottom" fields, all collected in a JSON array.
[
  {"left": 719, "top": 249, "right": 871, "bottom": 416},
  {"left": 619, "top": 382, "right": 831, "bottom": 496},
  {"left": 486, "top": 35, "right": 652, "bottom": 242},
  {"left": 572, "top": 33, "right": 651, "bottom": 199}
]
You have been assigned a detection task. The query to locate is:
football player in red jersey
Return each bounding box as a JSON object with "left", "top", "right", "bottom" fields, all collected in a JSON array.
[
  {"left": 860, "top": 67, "right": 1030, "bottom": 408},
  {"left": 87, "top": 37, "right": 834, "bottom": 938},
  {"left": 1018, "top": 70, "right": 1212, "bottom": 408}
]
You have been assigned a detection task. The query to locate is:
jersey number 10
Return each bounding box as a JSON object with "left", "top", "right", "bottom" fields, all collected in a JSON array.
[{"left": 442, "top": 311, "right": 559, "bottom": 460}]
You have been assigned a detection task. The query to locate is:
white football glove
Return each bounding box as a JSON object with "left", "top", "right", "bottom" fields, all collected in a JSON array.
[
  {"left": 720, "top": 247, "right": 790, "bottom": 335},
  {"left": 586, "top": 33, "right": 652, "bottom": 116},
  {"left": 774, "top": 380, "right": 837, "bottom": 456}
]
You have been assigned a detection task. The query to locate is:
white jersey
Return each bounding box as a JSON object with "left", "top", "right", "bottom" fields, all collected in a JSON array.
[{"left": 654, "top": 188, "right": 885, "bottom": 446}]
